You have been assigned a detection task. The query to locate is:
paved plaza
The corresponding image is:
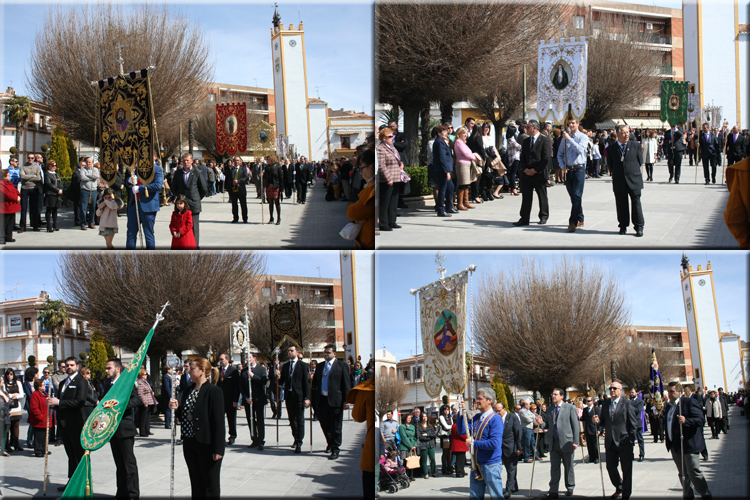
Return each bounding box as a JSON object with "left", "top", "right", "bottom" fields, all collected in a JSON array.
[
  {"left": 5, "top": 180, "right": 353, "bottom": 250},
  {"left": 382, "top": 406, "right": 746, "bottom": 498},
  {"left": 377, "top": 159, "right": 739, "bottom": 249},
  {"left": 1, "top": 406, "right": 366, "bottom": 498}
]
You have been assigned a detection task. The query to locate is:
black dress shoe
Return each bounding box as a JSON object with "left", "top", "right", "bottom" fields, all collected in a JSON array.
[
  {"left": 513, "top": 220, "right": 529, "bottom": 227},
  {"left": 638, "top": 456, "right": 644, "bottom": 462},
  {"left": 566, "top": 487, "right": 574, "bottom": 496},
  {"left": 619, "top": 227, "right": 627, "bottom": 235},
  {"left": 231, "top": 219, "right": 238, "bottom": 223},
  {"left": 7, "top": 238, "right": 15, "bottom": 242},
  {"left": 503, "top": 490, "right": 511, "bottom": 498},
  {"left": 446, "top": 208, "right": 458, "bottom": 214},
  {"left": 326, "top": 446, "right": 331, "bottom": 453},
  {"left": 275, "top": 219, "right": 281, "bottom": 225},
  {"left": 248, "top": 442, "right": 259, "bottom": 448},
  {"left": 542, "top": 493, "right": 559, "bottom": 499},
  {"left": 610, "top": 489, "right": 622, "bottom": 498},
  {"left": 390, "top": 224, "right": 402, "bottom": 229},
  {"left": 379, "top": 225, "right": 392, "bottom": 231},
  {"left": 437, "top": 212, "right": 451, "bottom": 217},
  {"left": 57, "top": 486, "right": 67, "bottom": 491},
  {"left": 329, "top": 451, "right": 340, "bottom": 460},
  {"left": 538, "top": 218, "right": 548, "bottom": 224},
  {"left": 259, "top": 444, "right": 264, "bottom": 451},
  {"left": 294, "top": 444, "right": 302, "bottom": 453},
  {"left": 227, "top": 438, "right": 235, "bottom": 445},
  {"left": 635, "top": 228, "right": 643, "bottom": 237}
]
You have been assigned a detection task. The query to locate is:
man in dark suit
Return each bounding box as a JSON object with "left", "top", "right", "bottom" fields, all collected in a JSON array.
[
  {"left": 628, "top": 388, "right": 645, "bottom": 461},
  {"left": 225, "top": 157, "right": 249, "bottom": 223},
  {"left": 495, "top": 401, "right": 522, "bottom": 498},
  {"left": 665, "top": 382, "right": 713, "bottom": 499},
  {"left": 698, "top": 123, "right": 720, "bottom": 184},
  {"left": 716, "top": 388, "right": 729, "bottom": 433},
  {"left": 170, "top": 153, "right": 207, "bottom": 246},
  {"left": 593, "top": 381, "right": 637, "bottom": 499},
  {"left": 103, "top": 358, "right": 141, "bottom": 500},
  {"left": 241, "top": 352, "right": 268, "bottom": 450},
  {"left": 161, "top": 365, "right": 174, "bottom": 429},
  {"left": 282, "top": 159, "right": 295, "bottom": 200},
  {"left": 312, "top": 344, "right": 351, "bottom": 460},
  {"left": 276, "top": 344, "right": 310, "bottom": 453},
  {"left": 513, "top": 119, "right": 551, "bottom": 226},
  {"left": 607, "top": 124, "right": 645, "bottom": 237},
  {"left": 664, "top": 125, "right": 685, "bottom": 183},
  {"left": 580, "top": 396, "right": 600, "bottom": 464},
  {"left": 217, "top": 353, "right": 240, "bottom": 445},
  {"left": 179, "top": 359, "right": 194, "bottom": 395},
  {"left": 725, "top": 125, "right": 746, "bottom": 166},
  {"left": 46, "top": 357, "right": 88, "bottom": 489},
  {"left": 687, "top": 128, "right": 697, "bottom": 166},
  {"left": 686, "top": 387, "right": 709, "bottom": 460},
  {"left": 295, "top": 157, "right": 311, "bottom": 204}
]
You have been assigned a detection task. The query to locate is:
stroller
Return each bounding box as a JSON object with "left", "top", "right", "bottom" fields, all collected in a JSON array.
[{"left": 379, "top": 442, "right": 410, "bottom": 493}]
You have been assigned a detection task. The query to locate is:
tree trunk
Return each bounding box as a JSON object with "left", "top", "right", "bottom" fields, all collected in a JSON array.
[
  {"left": 52, "top": 327, "right": 58, "bottom": 368},
  {"left": 150, "top": 354, "right": 161, "bottom": 394},
  {"left": 493, "top": 118, "right": 505, "bottom": 151},
  {"left": 402, "top": 104, "right": 420, "bottom": 167},
  {"left": 419, "top": 106, "right": 430, "bottom": 166},
  {"left": 188, "top": 119, "right": 194, "bottom": 156},
  {"left": 440, "top": 101, "right": 454, "bottom": 125}
]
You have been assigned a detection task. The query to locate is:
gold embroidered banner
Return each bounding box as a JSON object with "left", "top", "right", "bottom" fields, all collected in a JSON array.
[
  {"left": 419, "top": 272, "right": 468, "bottom": 398},
  {"left": 537, "top": 37, "right": 588, "bottom": 123},
  {"left": 270, "top": 299, "right": 302, "bottom": 351}
]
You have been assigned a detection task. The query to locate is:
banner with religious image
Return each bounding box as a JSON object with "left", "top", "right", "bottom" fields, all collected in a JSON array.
[
  {"left": 537, "top": 37, "right": 588, "bottom": 123},
  {"left": 418, "top": 271, "right": 469, "bottom": 398},
  {"left": 660, "top": 81, "right": 689, "bottom": 126},
  {"left": 269, "top": 299, "right": 302, "bottom": 351},
  {"left": 216, "top": 102, "right": 248, "bottom": 156},
  {"left": 687, "top": 93, "right": 701, "bottom": 124},
  {"left": 97, "top": 69, "right": 155, "bottom": 186},
  {"left": 702, "top": 105, "right": 722, "bottom": 130}
]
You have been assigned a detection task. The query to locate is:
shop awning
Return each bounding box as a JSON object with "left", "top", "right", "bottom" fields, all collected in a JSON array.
[
  {"left": 333, "top": 130, "right": 362, "bottom": 136},
  {"left": 624, "top": 117, "right": 669, "bottom": 129},
  {"left": 594, "top": 118, "right": 626, "bottom": 130}
]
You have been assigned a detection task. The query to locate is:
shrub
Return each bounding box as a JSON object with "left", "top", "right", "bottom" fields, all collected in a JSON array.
[
  {"left": 49, "top": 125, "right": 71, "bottom": 177},
  {"left": 404, "top": 166, "right": 431, "bottom": 197}
]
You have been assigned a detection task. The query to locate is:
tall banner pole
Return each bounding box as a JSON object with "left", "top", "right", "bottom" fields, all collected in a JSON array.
[
  {"left": 43, "top": 395, "right": 49, "bottom": 496},
  {"left": 309, "top": 347, "right": 313, "bottom": 452},
  {"left": 274, "top": 347, "right": 280, "bottom": 449},
  {"left": 167, "top": 354, "right": 180, "bottom": 499},
  {"left": 261, "top": 168, "right": 265, "bottom": 225}
]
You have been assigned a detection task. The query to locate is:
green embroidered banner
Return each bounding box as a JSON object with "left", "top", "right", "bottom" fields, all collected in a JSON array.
[{"left": 660, "top": 81, "right": 689, "bottom": 127}]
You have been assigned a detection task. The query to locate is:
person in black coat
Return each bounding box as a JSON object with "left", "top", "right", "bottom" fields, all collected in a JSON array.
[
  {"left": 264, "top": 159, "right": 284, "bottom": 225},
  {"left": 276, "top": 345, "right": 310, "bottom": 453},
  {"left": 46, "top": 357, "right": 88, "bottom": 486},
  {"left": 496, "top": 402, "right": 522, "bottom": 497},
  {"left": 664, "top": 125, "right": 685, "bottom": 183},
  {"left": 170, "top": 357, "right": 225, "bottom": 499},
  {"left": 593, "top": 381, "right": 637, "bottom": 500},
  {"left": 628, "top": 388, "right": 646, "bottom": 461},
  {"left": 43, "top": 160, "right": 64, "bottom": 232},
  {"left": 580, "top": 397, "right": 601, "bottom": 463},
  {"left": 69, "top": 166, "right": 82, "bottom": 227},
  {"left": 216, "top": 353, "right": 240, "bottom": 445},
  {"left": 170, "top": 154, "right": 207, "bottom": 247},
  {"left": 295, "top": 157, "right": 312, "bottom": 204},
  {"left": 606, "top": 124, "right": 645, "bottom": 237},
  {"left": 162, "top": 365, "right": 174, "bottom": 429},
  {"left": 514, "top": 119, "right": 552, "bottom": 226},
  {"left": 725, "top": 126, "right": 746, "bottom": 166},
  {"left": 431, "top": 126, "right": 456, "bottom": 217},
  {"left": 224, "top": 157, "right": 249, "bottom": 223},
  {"left": 311, "top": 344, "right": 351, "bottom": 460},
  {"left": 716, "top": 388, "right": 730, "bottom": 433},
  {"left": 698, "top": 123, "right": 720, "bottom": 184},
  {"left": 282, "top": 159, "right": 295, "bottom": 199},
  {"left": 268, "top": 359, "right": 283, "bottom": 419},
  {"left": 102, "top": 358, "right": 141, "bottom": 500},
  {"left": 240, "top": 352, "right": 268, "bottom": 450},
  {"left": 664, "top": 382, "right": 712, "bottom": 499}
]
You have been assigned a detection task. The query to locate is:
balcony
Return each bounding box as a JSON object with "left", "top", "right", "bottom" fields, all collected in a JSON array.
[
  {"left": 306, "top": 297, "right": 334, "bottom": 305},
  {"left": 643, "top": 33, "right": 672, "bottom": 45},
  {"left": 316, "top": 319, "right": 336, "bottom": 327}
]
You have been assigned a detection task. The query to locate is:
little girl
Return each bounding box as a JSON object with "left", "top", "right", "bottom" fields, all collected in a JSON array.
[
  {"left": 95, "top": 188, "right": 123, "bottom": 249},
  {"left": 382, "top": 450, "right": 408, "bottom": 481},
  {"left": 170, "top": 195, "right": 197, "bottom": 249}
]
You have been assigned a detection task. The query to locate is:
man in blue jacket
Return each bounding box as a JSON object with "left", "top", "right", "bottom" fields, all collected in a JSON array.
[
  {"left": 430, "top": 126, "right": 457, "bottom": 217},
  {"left": 125, "top": 159, "right": 164, "bottom": 249},
  {"left": 458, "top": 387, "right": 504, "bottom": 499}
]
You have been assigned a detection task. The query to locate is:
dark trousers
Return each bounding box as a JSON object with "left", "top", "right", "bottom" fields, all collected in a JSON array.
[
  {"left": 635, "top": 428, "right": 645, "bottom": 458},
  {"left": 110, "top": 436, "right": 139, "bottom": 499},
  {"left": 190, "top": 212, "right": 200, "bottom": 248},
  {"left": 61, "top": 426, "right": 85, "bottom": 478},
  {"left": 224, "top": 406, "right": 237, "bottom": 439},
  {"left": 519, "top": 173, "right": 549, "bottom": 222},
  {"left": 453, "top": 451, "right": 466, "bottom": 476},
  {"left": 548, "top": 437, "right": 574, "bottom": 493},
  {"left": 605, "top": 442, "right": 633, "bottom": 498},
  {"left": 296, "top": 182, "right": 307, "bottom": 203},
  {"left": 252, "top": 402, "right": 265, "bottom": 443},
  {"left": 436, "top": 174, "right": 454, "bottom": 214},
  {"left": 229, "top": 193, "right": 248, "bottom": 222},
  {"left": 708, "top": 417, "right": 723, "bottom": 438},
  {"left": 183, "top": 437, "right": 222, "bottom": 499},
  {"left": 378, "top": 182, "right": 399, "bottom": 228},
  {"left": 45, "top": 207, "right": 58, "bottom": 230},
  {"left": 614, "top": 190, "right": 644, "bottom": 230},
  {"left": 363, "top": 470, "right": 375, "bottom": 500},
  {"left": 651, "top": 416, "right": 663, "bottom": 442},
  {"left": 585, "top": 431, "right": 599, "bottom": 462},
  {"left": 136, "top": 405, "right": 151, "bottom": 437},
  {"left": 565, "top": 167, "right": 585, "bottom": 225},
  {"left": 688, "top": 147, "right": 696, "bottom": 165},
  {"left": 668, "top": 151, "right": 683, "bottom": 181},
  {"left": 318, "top": 396, "right": 343, "bottom": 452},
  {"left": 20, "top": 188, "right": 40, "bottom": 229},
  {"left": 284, "top": 182, "right": 294, "bottom": 199},
  {"left": 508, "top": 160, "right": 520, "bottom": 191},
  {"left": 33, "top": 427, "right": 46, "bottom": 456},
  {"left": 1, "top": 213, "right": 14, "bottom": 242},
  {"left": 285, "top": 393, "right": 306, "bottom": 445},
  {"left": 502, "top": 454, "right": 519, "bottom": 492},
  {"left": 701, "top": 155, "right": 717, "bottom": 182}
]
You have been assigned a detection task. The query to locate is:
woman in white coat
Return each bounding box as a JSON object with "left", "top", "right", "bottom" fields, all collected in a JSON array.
[{"left": 642, "top": 130, "right": 659, "bottom": 181}]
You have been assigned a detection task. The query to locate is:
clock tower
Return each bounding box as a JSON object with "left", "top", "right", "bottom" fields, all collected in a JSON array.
[{"left": 271, "top": 6, "right": 311, "bottom": 159}]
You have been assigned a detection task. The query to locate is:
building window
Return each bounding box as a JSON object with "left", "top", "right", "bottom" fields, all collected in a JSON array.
[
  {"left": 380, "top": 366, "right": 387, "bottom": 376},
  {"left": 403, "top": 369, "right": 410, "bottom": 381},
  {"left": 626, "top": 335, "right": 632, "bottom": 343},
  {"left": 24, "top": 318, "right": 31, "bottom": 330},
  {"left": 262, "top": 287, "right": 271, "bottom": 297},
  {"left": 593, "top": 20, "right": 601, "bottom": 30},
  {"left": 209, "top": 94, "right": 215, "bottom": 102},
  {"left": 413, "top": 366, "right": 421, "bottom": 380},
  {"left": 347, "top": 332, "right": 353, "bottom": 345},
  {"left": 341, "top": 135, "right": 351, "bottom": 149},
  {"left": 574, "top": 15, "right": 585, "bottom": 30}
]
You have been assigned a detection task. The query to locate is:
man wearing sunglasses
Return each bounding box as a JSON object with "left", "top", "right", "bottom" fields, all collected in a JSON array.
[{"left": 592, "top": 381, "right": 637, "bottom": 499}]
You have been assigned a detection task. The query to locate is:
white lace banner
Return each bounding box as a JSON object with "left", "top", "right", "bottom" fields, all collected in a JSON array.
[
  {"left": 687, "top": 94, "right": 701, "bottom": 123},
  {"left": 418, "top": 272, "right": 468, "bottom": 399},
  {"left": 537, "top": 37, "right": 588, "bottom": 123}
]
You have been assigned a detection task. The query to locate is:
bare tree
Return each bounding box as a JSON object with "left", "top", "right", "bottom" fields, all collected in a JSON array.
[
  {"left": 376, "top": 1, "right": 563, "bottom": 165},
  {"left": 473, "top": 256, "right": 629, "bottom": 400},
  {"left": 376, "top": 373, "right": 409, "bottom": 416},
  {"left": 27, "top": 3, "right": 215, "bottom": 145},
  {"left": 56, "top": 252, "right": 267, "bottom": 378},
  {"left": 572, "top": 13, "right": 662, "bottom": 129},
  {"left": 614, "top": 341, "right": 682, "bottom": 393}
]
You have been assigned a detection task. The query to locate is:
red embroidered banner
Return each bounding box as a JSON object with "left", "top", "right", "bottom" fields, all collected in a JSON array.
[{"left": 216, "top": 103, "right": 247, "bottom": 156}]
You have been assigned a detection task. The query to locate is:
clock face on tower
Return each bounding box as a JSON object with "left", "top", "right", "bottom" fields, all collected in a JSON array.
[
  {"left": 289, "top": 39, "right": 297, "bottom": 47},
  {"left": 699, "top": 279, "right": 706, "bottom": 286},
  {"left": 274, "top": 42, "right": 279, "bottom": 50}
]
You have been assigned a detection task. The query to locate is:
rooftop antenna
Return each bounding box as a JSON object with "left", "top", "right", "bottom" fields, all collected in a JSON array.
[
  {"left": 314, "top": 86, "right": 325, "bottom": 99},
  {"left": 667, "top": 318, "right": 671, "bottom": 327},
  {"left": 316, "top": 266, "right": 321, "bottom": 277},
  {"left": 726, "top": 321, "right": 732, "bottom": 333}
]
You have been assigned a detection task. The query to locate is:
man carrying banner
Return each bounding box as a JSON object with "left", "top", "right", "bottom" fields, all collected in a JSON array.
[
  {"left": 312, "top": 344, "right": 351, "bottom": 460},
  {"left": 125, "top": 161, "right": 164, "bottom": 249},
  {"left": 557, "top": 118, "right": 589, "bottom": 233},
  {"left": 225, "top": 156, "right": 249, "bottom": 223},
  {"left": 102, "top": 358, "right": 141, "bottom": 499},
  {"left": 276, "top": 345, "right": 310, "bottom": 453},
  {"left": 664, "top": 125, "right": 685, "bottom": 183},
  {"left": 457, "top": 387, "right": 504, "bottom": 499},
  {"left": 217, "top": 353, "right": 240, "bottom": 445}
]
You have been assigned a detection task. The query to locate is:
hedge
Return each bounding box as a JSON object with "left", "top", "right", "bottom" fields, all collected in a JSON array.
[{"left": 403, "top": 166, "right": 432, "bottom": 197}]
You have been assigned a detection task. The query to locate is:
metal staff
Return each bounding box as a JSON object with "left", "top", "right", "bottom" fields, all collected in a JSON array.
[
  {"left": 274, "top": 347, "right": 280, "bottom": 448},
  {"left": 528, "top": 428, "right": 541, "bottom": 498},
  {"left": 167, "top": 354, "right": 180, "bottom": 499},
  {"left": 309, "top": 349, "right": 313, "bottom": 452},
  {"left": 596, "top": 422, "right": 605, "bottom": 497},
  {"left": 260, "top": 167, "right": 264, "bottom": 225},
  {"left": 129, "top": 153, "right": 146, "bottom": 249},
  {"left": 679, "top": 398, "right": 685, "bottom": 497},
  {"left": 43, "top": 391, "right": 50, "bottom": 496}
]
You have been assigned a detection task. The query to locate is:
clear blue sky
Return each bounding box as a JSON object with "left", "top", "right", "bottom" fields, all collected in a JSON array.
[
  {"left": 0, "top": 250, "right": 342, "bottom": 302},
  {"left": 1, "top": 1, "right": 373, "bottom": 114},
  {"left": 376, "top": 251, "right": 749, "bottom": 361}
]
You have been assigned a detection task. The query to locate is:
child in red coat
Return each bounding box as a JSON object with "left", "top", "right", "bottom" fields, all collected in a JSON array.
[
  {"left": 170, "top": 195, "right": 197, "bottom": 249},
  {"left": 0, "top": 168, "right": 21, "bottom": 244}
]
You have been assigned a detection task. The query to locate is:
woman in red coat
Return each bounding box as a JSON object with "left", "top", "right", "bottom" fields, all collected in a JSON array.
[
  {"left": 450, "top": 421, "right": 469, "bottom": 478},
  {"left": 170, "top": 195, "right": 197, "bottom": 249},
  {"left": 0, "top": 168, "right": 21, "bottom": 244},
  {"left": 27, "top": 379, "right": 52, "bottom": 457}
]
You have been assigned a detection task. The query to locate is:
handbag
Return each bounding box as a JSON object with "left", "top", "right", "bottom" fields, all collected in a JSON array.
[
  {"left": 404, "top": 450, "right": 421, "bottom": 469},
  {"left": 441, "top": 436, "right": 451, "bottom": 449},
  {"left": 339, "top": 222, "right": 363, "bottom": 241},
  {"left": 491, "top": 156, "right": 507, "bottom": 176}
]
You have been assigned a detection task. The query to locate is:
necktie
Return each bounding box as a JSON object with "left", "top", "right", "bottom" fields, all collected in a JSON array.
[
  {"left": 61, "top": 376, "right": 72, "bottom": 396},
  {"left": 611, "top": 399, "right": 617, "bottom": 418},
  {"left": 530, "top": 136, "right": 535, "bottom": 150},
  {"left": 553, "top": 405, "right": 560, "bottom": 439},
  {"left": 221, "top": 367, "right": 225, "bottom": 382}
]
